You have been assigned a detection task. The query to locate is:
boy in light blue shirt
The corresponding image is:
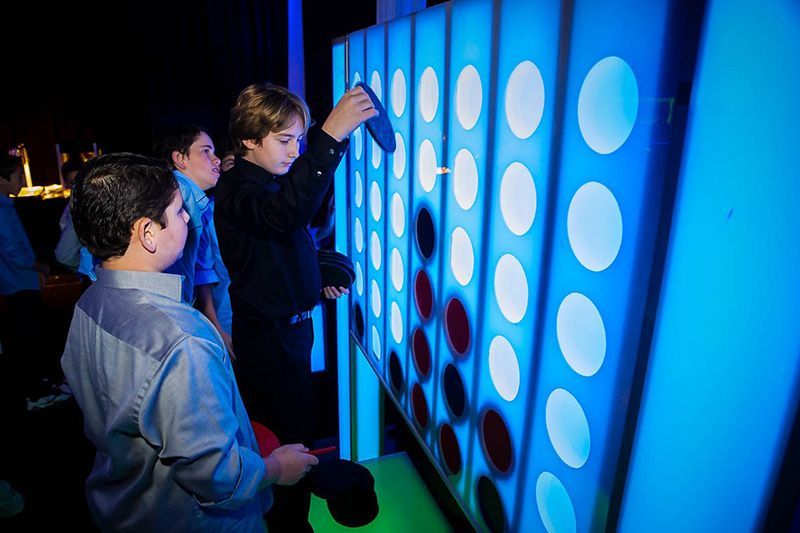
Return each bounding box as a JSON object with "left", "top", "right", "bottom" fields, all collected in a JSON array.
[{"left": 159, "top": 124, "right": 233, "bottom": 354}]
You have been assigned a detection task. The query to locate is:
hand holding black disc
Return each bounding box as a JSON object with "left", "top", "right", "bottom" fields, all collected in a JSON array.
[{"left": 355, "top": 81, "right": 396, "bottom": 153}]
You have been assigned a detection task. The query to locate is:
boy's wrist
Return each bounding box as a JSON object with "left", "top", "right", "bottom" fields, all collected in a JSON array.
[{"left": 263, "top": 455, "right": 281, "bottom": 485}]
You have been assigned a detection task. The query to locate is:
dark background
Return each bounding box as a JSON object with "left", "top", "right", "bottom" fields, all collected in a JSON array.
[{"left": 0, "top": 0, "right": 378, "bottom": 184}]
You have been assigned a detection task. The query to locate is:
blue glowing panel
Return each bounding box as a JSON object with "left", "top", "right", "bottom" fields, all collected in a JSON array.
[
  {"left": 520, "top": 0, "right": 679, "bottom": 531},
  {"left": 310, "top": 304, "right": 325, "bottom": 372},
  {"left": 385, "top": 15, "right": 413, "bottom": 412},
  {"left": 467, "top": 0, "right": 562, "bottom": 530},
  {"left": 348, "top": 31, "right": 369, "bottom": 353},
  {"left": 433, "top": 0, "right": 492, "bottom": 506},
  {"left": 620, "top": 2, "right": 800, "bottom": 531},
  {"left": 332, "top": 39, "right": 352, "bottom": 459},
  {"left": 406, "top": 3, "right": 448, "bottom": 449},
  {"left": 365, "top": 24, "right": 389, "bottom": 373}
]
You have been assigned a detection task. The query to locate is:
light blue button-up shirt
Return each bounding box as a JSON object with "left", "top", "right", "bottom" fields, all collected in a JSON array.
[
  {"left": 0, "top": 194, "right": 39, "bottom": 295},
  {"left": 207, "top": 196, "right": 232, "bottom": 333},
  {"left": 166, "top": 170, "right": 219, "bottom": 305},
  {"left": 61, "top": 267, "right": 270, "bottom": 531}
]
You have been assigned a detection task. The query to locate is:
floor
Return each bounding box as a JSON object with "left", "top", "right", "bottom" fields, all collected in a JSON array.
[
  {"left": 1, "top": 396, "right": 96, "bottom": 530},
  {"left": 309, "top": 452, "right": 451, "bottom": 532}
]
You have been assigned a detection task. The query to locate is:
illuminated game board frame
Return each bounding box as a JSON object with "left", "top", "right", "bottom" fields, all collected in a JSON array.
[{"left": 331, "top": 0, "right": 800, "bottom": 531}]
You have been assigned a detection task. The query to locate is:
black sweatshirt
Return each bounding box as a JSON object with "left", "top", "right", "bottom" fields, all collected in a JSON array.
[{"left": 215, "top": 129, "right": 348, "bottom": 322}]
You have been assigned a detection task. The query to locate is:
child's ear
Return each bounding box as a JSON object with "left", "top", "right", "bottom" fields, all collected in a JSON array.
[
  {"left": 242, "top": 139, "right": 259, "bottom": 150},
  {"left": 171, "top": 150, "right": 187, "bottom": 170},
  {"left": 134, "top": 217, "right": 158, "bottom": 254}
]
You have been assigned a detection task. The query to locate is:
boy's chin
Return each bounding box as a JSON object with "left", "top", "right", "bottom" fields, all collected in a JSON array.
[{"left": 271, "top": 163, "right": 293, "bottom": 175}]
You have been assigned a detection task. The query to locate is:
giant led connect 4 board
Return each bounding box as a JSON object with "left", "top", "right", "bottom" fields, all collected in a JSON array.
[{"left": 331, "top": 0, "right": 800, "bottom": 531}]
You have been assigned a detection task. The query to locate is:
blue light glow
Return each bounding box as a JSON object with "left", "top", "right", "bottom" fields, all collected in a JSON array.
[
  {"left": 545, "top": 388, "right": 591, "bottom": 469},
  {"left": 556, "top": 292, "right": 606, "bottom": 377},
  {"left": 536, "top": 472, "right": 576, "bottom": 533},
  {"left": 566, "top": 181, "right": 623, "bottom": 272},
  {"left": 505, "top": 60, "right": 546, "bottom": 140},
  {"left": 577, "top": 56, "right": 639, "bottom": 155},
  {"left": 488, "top": 335, "right": 520, "bottom": 402}
]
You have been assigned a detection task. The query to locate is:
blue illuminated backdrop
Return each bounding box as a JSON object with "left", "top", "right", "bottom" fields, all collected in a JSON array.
[{"left": 333, "top": 0, "right": 800, "bottom": 531}]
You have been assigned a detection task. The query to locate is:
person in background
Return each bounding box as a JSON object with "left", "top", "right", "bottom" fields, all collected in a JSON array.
[
  {"left": 220, "top": 148, "right": 235, "bottom": 173},
  {"left": 62, "top": 152, "right": 317, "bottom": 531},
  {"left": 215, "top": 82, "right": 374, "bottom": 531},
  {"left": 158, "top": 125, "right": 233, "bottom": 355},
  {"left": 54, "top": 158, "right": 95, "bottom": 280},
  {"left": 0, "top": 153, "right": 69, "bottom": 412}
]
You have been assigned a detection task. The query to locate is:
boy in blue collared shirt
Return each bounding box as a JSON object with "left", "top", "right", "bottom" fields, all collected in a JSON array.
[
  {"left": 62, "top": 153, "right": 317, "bottom": 531},
  {"left": 159, "top": 125, "right": 234, "bottom": 356}
]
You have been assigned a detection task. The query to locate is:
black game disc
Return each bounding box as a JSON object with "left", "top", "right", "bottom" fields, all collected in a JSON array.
[
  {"left": 355, "top": 81, "right": 397, "bottom": 153},
  {"left": 318, "top": 250, "right": 356, "bottom": 289}
]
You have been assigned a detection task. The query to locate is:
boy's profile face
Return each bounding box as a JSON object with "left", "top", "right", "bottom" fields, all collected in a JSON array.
[
  {"left": 178, "top": 132, "right": 221, "bottom": 191},
  {"left": 155, "top": 190, "right": 190, "bottom": 269},
  {"left": 244, "top": 116, "right": 305, "bottom": 175},
  {"left": 0, "top": 165, "right": 25, "bottom": 196}
]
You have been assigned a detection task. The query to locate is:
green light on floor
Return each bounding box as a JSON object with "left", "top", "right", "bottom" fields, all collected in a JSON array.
[{"left": 309, "top": 452, "right": 451, "bottom": 532}]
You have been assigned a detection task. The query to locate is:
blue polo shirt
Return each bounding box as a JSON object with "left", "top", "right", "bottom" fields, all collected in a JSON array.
[
  {"left": 0, "top": 194, "right": 39, "bottom": 295},
  {"left": 165, "top": 171, "right": 219, "bottom": 304}
]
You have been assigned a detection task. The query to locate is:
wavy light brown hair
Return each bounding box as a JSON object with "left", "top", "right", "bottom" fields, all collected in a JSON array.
[{"left": 229, "top": 83, "right": 311, "bottom": 156}]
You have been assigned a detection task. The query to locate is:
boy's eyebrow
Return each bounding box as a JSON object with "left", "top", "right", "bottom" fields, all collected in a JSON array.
[{"left": 197, "top": 144, "right": 215, "bottom": 150}]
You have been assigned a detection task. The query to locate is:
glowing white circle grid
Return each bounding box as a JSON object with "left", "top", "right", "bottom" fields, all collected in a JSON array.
[
  {"left": 450, "top": 227, "right": 474, "bottom": 286},
  {"left": 456, "top": 65, "right": 482, "bottom": 131},
  {"left": 371, "top": 139, "right": 382, "bottom": 169},
  {"left": 393, "top": 133, "right": 406, "bottom": 179},
  {"left": 391, "top": 69, "right": 407, "bottom": 118},
  {"left": 419, "top": 67, "right": 439, "bottom": 123},
  {"left": 567, "top": 181, "right": 623, "bottom": 272},
  {"left": 578, "top": 56, "right": 639, "bottom": 154},
  {"left": 370, "top": 70, "right": 382, "bottom": 101},
  {"left": 418, "top": 139, "right": 437, "bottom": 193},
  {"left": 370, "top": 231, "right": 382, "bottom": 270},
  {"left": 453, "top": 148, "right": 478, "bottom": 211},
  {"left": 355, "top": 261, "right": 364, "bottom": 296},
  {"left": 494, "top": 254, "right": 528, "bottom": 323},
  {"left": 536, "top": 472, "right": 577, "bottom": 533},
  {"left": 546, "top": 388, "right": 590, "bottom": 469},
  {"left": 354, "top": 170, "right": 363, "bottom": 208},
  {"left": 371, "top": 279, "right": 382, "bottom": 318},
  {"left": 390, "top": 302, "right": 403, "bottom": 343},
  {"left": 391, "top": 193, "right": 405, "bottom": 238},
  {"left": 353, "top": 127, "right": 363, "bottom": 161},
  {"left": 371, "top": 325, "right": 381, "bottom": 359},
  {"left": 500, "top": 162, "right": 537, "bottom": 236},
  {"left": 557, "top": 292, "right": 606, "bottom": 377},
  {"left": 505, "top": 60, "right": 546, "bottom": 139},
  {"left": 354, "top": 217, "right": 364, "bottom": 253},
  {"left": 489, "top": 336, "right": 520, "bottom": 402},
  {"left": 390, "top": 248, "right": 404, "bottom": 291},
  {"left": 370, "top": 181, "right": 382, "bottom": 222}
]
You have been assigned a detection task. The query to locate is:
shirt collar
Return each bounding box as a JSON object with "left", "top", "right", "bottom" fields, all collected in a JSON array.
[
  {"left": 95, "top": 267, "right": 183, "bottom": 302},
  {"left": 173, "top": 170, "right": 209, "bottom": 209},
  {"left": 233, "top": 156, "right": 275, "bottom": 180}
]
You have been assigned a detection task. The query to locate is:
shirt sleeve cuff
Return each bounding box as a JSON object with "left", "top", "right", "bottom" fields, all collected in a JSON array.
[
  {"left": 306, "top": 128, "right": 350, "bottom": 165},
  {"left": 194, "top": 268, "right": 220, "bottom": 287},
  {"left": 196, "top": 447, "right": 267, "bottom": 510}
]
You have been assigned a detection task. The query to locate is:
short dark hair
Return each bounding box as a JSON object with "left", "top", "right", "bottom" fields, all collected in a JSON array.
[
  {"left": 71, "top": 153, "right": 178, "bottom": 261},
  {"left": 60, "top": 157, "right": 83, "bottom": 176},
  {"left": 0, "top": 153, "right": 22, "bottom": 181},
  {"left": 156, "top": 124, "right": 208, "bottom": 168}
]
